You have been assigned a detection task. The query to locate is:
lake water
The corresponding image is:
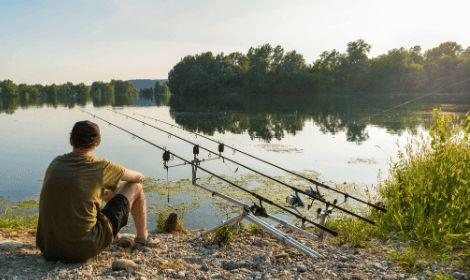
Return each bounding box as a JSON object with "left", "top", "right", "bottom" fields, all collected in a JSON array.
[{"left": 1, "top": 92, "right": 468, "bottom": 233}]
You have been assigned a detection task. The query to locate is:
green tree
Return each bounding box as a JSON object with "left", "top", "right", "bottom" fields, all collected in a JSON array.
[{"left": 0, "top": 80, "right": 19, "bottom": 97}]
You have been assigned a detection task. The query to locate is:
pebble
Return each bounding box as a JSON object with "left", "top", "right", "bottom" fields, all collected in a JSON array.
[
  {"left": 453, "top": 272, "right": 465, "bottom": 280},
  {"left": 226, "top": 260, "right": 238, "bottom": 270},
  {"left": 0, "top": 240, "right": 24, "bottom": 250},
  {"left": 210, "top": 273, "right": 222, "bottom": 279},
  {"left": 112, "top": 259, "right": 137, "bottom": 270}
]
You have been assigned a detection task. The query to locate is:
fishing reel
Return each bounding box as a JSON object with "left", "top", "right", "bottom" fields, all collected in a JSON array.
[
  {"left": 315, "top": 198, "right": 337, "bottom": 239},
  {"left": 286, "top": 191, "right": 305, "bottom": 216},
  {"left": 305, "top": 185, "right": 325, "bottom": 210},
  {"left": 218, "top": 143, "right": 224, "bottom": 157},
  {"left": 162, "top": 150, "right": 171, "bottom": 169},
  {"left": 250, "top": 201, "right": 268, "bottom": 218},
  {"left": 286, "top": 191, "right": 305, "bottom": 208}
]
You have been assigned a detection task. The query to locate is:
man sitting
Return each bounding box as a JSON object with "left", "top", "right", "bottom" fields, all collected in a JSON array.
[{"left": 36, "top": 120, "right": 152, "bottom": 262}]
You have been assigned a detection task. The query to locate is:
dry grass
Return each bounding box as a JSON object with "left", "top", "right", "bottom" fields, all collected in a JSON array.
[{"left": 157, "top": 261, "right": 183, "bottom": 270}]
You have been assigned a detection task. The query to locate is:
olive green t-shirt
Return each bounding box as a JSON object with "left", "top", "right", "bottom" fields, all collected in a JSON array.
[{"left": 36, "top": 152, "right": 125, "bottom": 262}]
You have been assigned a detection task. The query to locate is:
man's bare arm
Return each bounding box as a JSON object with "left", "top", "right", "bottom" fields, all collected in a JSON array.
[{"left": 121, "top": 169, "right": 145, "bottom": 183}]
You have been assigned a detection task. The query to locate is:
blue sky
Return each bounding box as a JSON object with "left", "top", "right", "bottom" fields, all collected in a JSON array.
[{"left": 1, "top": 0, "right": 468, "bottom": 85}]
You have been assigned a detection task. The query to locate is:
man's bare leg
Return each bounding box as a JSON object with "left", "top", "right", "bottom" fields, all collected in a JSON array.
[{"left": 104, "top": 182, "right": 148, "bottom": 239}]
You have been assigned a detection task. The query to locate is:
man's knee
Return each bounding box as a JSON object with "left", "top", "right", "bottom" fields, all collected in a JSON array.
[{"left": 132, "top": 182, "right": 143, "bottom": 193}]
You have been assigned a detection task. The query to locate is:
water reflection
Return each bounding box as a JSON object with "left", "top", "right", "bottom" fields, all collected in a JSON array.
[{"left": 2, "top": 92, "right": 467, "bottom": 144}]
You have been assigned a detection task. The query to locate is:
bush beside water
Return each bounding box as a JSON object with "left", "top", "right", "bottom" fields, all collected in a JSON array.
[{"left": 377, "top": 109, "right": 470, "bottom": 250}]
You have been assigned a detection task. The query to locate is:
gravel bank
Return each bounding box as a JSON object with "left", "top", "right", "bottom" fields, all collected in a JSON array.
[{"left": 0, "top": 226, "right": 468, "bottom": 280}]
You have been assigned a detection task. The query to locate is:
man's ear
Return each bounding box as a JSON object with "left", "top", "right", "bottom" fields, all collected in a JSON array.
[
  {"left": 95, "top": 138, "right": 101, "bottom": 148},
  {"left": 70, "top": 137, "right": 74, "bottom": 147}
]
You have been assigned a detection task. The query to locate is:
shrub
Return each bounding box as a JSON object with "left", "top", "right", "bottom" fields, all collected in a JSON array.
[{"left": 377, "top": 109, "right": 470, "bottom": 250}]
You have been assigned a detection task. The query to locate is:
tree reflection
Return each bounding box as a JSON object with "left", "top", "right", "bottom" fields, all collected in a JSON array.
[{"left": 1, "top": 91, "right": 464, "bottom": 145}]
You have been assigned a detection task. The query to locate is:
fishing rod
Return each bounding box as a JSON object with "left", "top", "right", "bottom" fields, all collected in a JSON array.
[
  {"left": 108, "top": 109, "right": 379, "bottom": 225},
  {"left": 115, "top": 109, "right": 386, "bottom": 213},
  {"left": 77, "top": 108, "right": 338, "bottom": 236}
]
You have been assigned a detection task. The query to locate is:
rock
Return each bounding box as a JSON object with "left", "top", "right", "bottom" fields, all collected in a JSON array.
[
  {"left": 202, "top": 262, "right": 210, "bottom": 271},
  {"left": 143, "top": 247, "right": 152, "bottom": 254},
  {"left": 0, "top": 240, "right": 24, "bottom": 250},
  {"left": 255, "top": 240, "right": 270, "bottom": 247},
  {"left": 132, "top": 257, "right": 141, "bottom": 264},
  {"left": 351, "top": 274, "right": 363, "bottom": 280},
  {"left": 226, "top": 260, "right": 238, "bottom": 270},
  {"left": 154, "top": 257, "right": 168, "bottom": 265},
  {"left": 177, "top": 271, "right": 186, "bottom": 278},
  {"left": 211, "top": 244, "right": 220, "bottom": 250},
  {"left": 251, "top": 272, "right": 262, "bottom": 280},
  {"left": 452, "top": 272, "right": 465, "bottom": 280},
  {"left": 274, "top": 252, "right": 289, "bottom": 259},
  {"left": 339, "top": 255, "right": 349, "bottom": 262},
  {"left": 239, "top": 268, "right": 252, "bottom": 274},
  {"left": 372, "top": 262, "right": 385, "bottom": 271},
  {"left": 297, "top": 265, "right": 307, "bottom": 272},
  {"left": 112, "top": 259, "right": 137, "bottom": 270},
  {"left": 120, "top": 233, "right": 136, "bottom": 239},
  {"left": 210, "top": 273, "right": 222, "bottom": 279},
  {"left": 135, "top": 272, "right": 148, "bottom": 278}
]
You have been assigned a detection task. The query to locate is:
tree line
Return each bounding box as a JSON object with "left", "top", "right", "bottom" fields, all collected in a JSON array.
[
  {"left": 140, "top": 80, "right": 171, "bottom": 96},
  {"left": 167, "top": 40, "right": 470, "bottom": 98},
  {"left": 0, "top": 79, "right": 142, "bottom": 99}
]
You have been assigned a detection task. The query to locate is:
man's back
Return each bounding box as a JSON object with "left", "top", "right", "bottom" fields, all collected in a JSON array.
[{"left": 36, "top": 152, "right": 124, "bottom": 261}]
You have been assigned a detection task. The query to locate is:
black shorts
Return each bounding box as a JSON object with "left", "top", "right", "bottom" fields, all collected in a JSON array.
[{"left": 101, "top": 194, "right": 130, "bottom": 238}]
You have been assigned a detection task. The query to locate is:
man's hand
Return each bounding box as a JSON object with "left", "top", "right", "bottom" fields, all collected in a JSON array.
[{"left": 122, "top": 169, "right": 145, "bottom": 183}]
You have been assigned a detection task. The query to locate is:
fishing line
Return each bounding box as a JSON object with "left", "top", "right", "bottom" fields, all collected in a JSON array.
[
  {"left": 108, "top": 109, "right": 379, "bottom": 223},
  {"left": 112, "top": 109, "right": 386, "bottom": 213},
  {"left": 77, "top": 108, "right": 338, "bottom": 236}
]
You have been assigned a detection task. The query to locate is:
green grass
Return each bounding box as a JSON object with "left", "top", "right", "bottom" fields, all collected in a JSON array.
[
  {"left": 248, "top": 223, "right": 264, "bottom": 235},
  {"left": 0, "top": 196, "right": 38, "bottom": 229}
]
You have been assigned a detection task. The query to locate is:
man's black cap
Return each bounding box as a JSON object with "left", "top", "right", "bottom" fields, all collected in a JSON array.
[{"left": 71, "top": 120, "right": 101, "bottom": 139}]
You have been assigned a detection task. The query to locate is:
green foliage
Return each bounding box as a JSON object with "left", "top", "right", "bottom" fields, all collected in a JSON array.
[
  {"left": 168, "top": 40, "right": 470, "bottom": 100},
  {"left": 377, "top": 108, "right": 470, "bottom": 251},
  {"left": 91, "top": 81, "right": 115, "bottom": 97},
  {"left": 327, "top": 216, "right": 381, "bottom": 248},
  {"left": 388, "top": 247, "right": 424, "bottom": 273},
  {"left": 433, "top": 271, "right": 457, "bottom": 280},
  {"left": 239, "top": 222, "right": 246, "bottom": 230},
  {"left": 0, "top": 196, "right": 38, "bottom": 229},
  {"left": 0, "top": 80, "right": 19, "bottom": 97},
  {"left": 214, "top": 224, "right": 238, "bottom": 244},
  {"left": 248, "top": 223, "right": 263, "bottom": 235}
]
